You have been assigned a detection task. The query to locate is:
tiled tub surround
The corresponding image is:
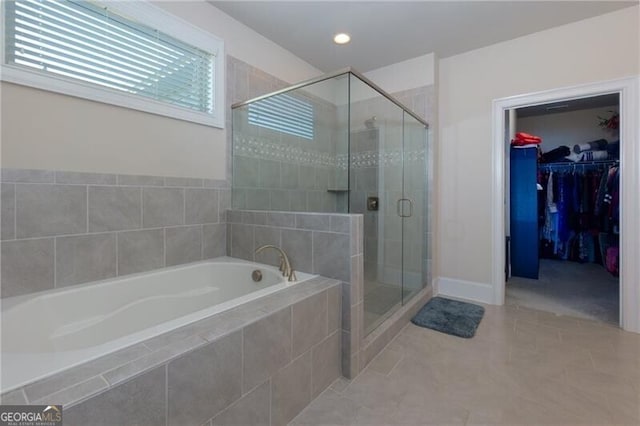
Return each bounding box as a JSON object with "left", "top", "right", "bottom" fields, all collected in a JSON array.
[
  {"left": 0, "top": 275, "right": 342, "bottom": 426},
  {"left": 1, "top": 257, "right": 316, "bottom": 391},
  {"left": 227, "top": 210, "right": 365, "bottom": 378},
  {"left": 0, "top": 168, "right": 230, "bottom": 298}
]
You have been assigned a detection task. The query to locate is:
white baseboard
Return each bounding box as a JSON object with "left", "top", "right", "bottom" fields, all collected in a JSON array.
[{"left": 434, "top": 277, "right": 494, "bottom": 304}]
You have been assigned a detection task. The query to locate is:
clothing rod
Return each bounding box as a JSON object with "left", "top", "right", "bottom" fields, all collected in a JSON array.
[{"left": 538, "top": 160, "right": 619, "bottom": 168}]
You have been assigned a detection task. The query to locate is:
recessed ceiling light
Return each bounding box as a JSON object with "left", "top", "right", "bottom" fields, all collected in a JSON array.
[{"left": 333, "top": 33, "right": 351, "bottom": 45}]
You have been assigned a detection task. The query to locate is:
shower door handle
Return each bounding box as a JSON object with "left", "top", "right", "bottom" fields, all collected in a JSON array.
[{"left": 396, "top": 198, "right": 413, "bottom": 218}]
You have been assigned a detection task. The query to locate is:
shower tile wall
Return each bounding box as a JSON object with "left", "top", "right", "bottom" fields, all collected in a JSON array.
[
  {"left": 229, "top": 62, "right": 348, "bottom": 213},
  {"left": 0, "top": 170, "right": 229, "bottom": 298},
  {"left": 232, "top": 99, "right": 346, "bottom": 213}
]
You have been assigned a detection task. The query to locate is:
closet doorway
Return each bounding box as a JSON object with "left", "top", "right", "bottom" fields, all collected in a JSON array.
[
  {"left": 506, "top": 94, "right": 621, "bottom": 324},
  {"left": 491, "top": 76, "right": 640, "bottom": 333}
]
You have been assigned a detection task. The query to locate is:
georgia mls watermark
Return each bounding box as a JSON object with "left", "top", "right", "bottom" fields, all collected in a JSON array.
[{"left": 0, "top": 405, "right": 62, "bottom": 426}]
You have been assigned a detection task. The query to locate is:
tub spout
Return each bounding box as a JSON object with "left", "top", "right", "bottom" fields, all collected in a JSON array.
[{"left": 255, "top": 245, "right": 297, "bottom": 282}]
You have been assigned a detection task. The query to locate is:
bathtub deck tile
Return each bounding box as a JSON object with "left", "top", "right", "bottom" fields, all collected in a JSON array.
[
  {"left": 197, "top": 306, "right": 270, "bottom": 343},
  {"left": 64, "top": 367, "right": 166, "bottom": 425},
  {"left": 242, "top": 308, "right": 292, "bottom": 393},
  {"left": 212, "top": 380, "right": 270, "bottom": 426},
  {"left": 0, "top": 389, "right": 28, "bottom": 405},
  {"left": 104, "top": 335, "right": 206, "bottom": 387},
  {"left": 254, "top": 277, "right": 339, "bottom": 314},
  {"left": 23, "top": 343, "right": 151, "bottom": 403},
  {"left": 32, "top": 376, "right": 109, "bottom": 407},
  {"left": 167, "top": 332, "right": 242, "bottom": 426}
]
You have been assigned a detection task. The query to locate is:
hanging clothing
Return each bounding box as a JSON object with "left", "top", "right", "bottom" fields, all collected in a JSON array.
[{"left": 538, "top": 162, "right": 619, "bottom": 275}]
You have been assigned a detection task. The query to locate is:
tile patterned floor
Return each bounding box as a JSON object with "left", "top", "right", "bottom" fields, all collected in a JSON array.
[{"left": 291, "top": 304, "right": 640, "bottom": 425}]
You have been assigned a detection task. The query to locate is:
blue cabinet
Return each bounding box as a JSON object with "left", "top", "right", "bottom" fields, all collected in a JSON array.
[{"left": 510, "top": 147, "right": 539, "bottom": 279}]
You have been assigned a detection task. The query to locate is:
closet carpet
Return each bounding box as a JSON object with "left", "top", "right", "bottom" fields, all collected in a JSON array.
[
  {"left": 506, "top": 259, "right": 619, "bottom": 324},
  {"left": 290, "top": 304, "right": 640, "bottom": 425}
]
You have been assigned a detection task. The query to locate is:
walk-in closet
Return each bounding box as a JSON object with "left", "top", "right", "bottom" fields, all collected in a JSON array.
[{"left": 506, "top": 94, "right": 621, "bottom": 324}]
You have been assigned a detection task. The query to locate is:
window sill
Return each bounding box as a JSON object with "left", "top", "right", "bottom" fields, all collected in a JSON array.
[{"left": 0, "top": 65, "right": 224, "bottom": 129}]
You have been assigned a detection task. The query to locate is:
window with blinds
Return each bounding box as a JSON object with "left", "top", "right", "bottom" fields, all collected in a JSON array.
[
  {"left": 2, "top": 0, "right": 223, "bottom": 126},
  {"left": 248, "top": 94, "right": 314, "bottom": 140}
]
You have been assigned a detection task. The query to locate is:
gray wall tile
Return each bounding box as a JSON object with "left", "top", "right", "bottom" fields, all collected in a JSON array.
[
  {"left": 245, "top": 188, "right": 270, "bottom": 210},
  {"left": 281, "top": 163, "right": 299, "bottom": 189},
  {"left": 328, "top": 284, "right": 342, "bottom": 333},
  {"left": 243, "top": 308, "right": 291, "bottom": 392},
  {"left": 281, "top": 229, "right": 312, "bottom": 274},
  {"left": 233, "top": 157, "right": 259, "bottom": 187},
  {"left": 142, "top": 187, "right": 184, "bottom": 228},
  {"left": 165, "top": 226, "right": 202, "bottom": 266},
  {"left": 1, "top": 184, "right": 15, "bottom": 240},
  {"left": 117, "top": 229, "right": 164, "bottom": 276},
  {"left": 117, "top": 174, "right": 164, "bottom": 186},
  {"left": 1, "top": 238, "right": 54, "bottom": 297},
  {"left": 168, "top": 332, "right": 242, "bottom": 426},
  {"left": 203, "top": 224, "right": 226, "bottom": 259},
  {"left": 292, "top": 291, "right": 328, "bottom": 357},
  {"left": 266, "top": 212, "right": 295, "bottom": 227},
  {"left": 204, "top": 179, "right": 229, "bottom": 189},
  {"left": 56, "top": 234, "right": 117, "bottom": 287},
  {"left": 185, "top": 188, "right": 218, "bottom": 225},
  {"left": 16, "top": 184, "right": 87, "bottom": 238},
  {"left": 212, "top": 380, "right": 270, "bottom": 426},
  {"left": 64, "top": 366, "right": 165, "bottom": 426},
  {"left": 218, "top": 189, "right": 231, "bottom": 222},
  {"left": 259, "top": 159, "right": 281, "bottom": 188},
  {"left": 89, "top": 186, "right": 141, "bottom": 232},
  {"left": 313, "top": 232, "right": 350, "bottom": 282},
  {"left": 330, "top": 215, "right": 350, "bottom": 233},
  {"left": 271, "top": 351, "right": 312, "bottom": 426},
  {"left": 1, "top": 168, "right": 54, "bottom": 183},
  {"left": 254, "top": 226, "right": 281, "bottom": 266},
  {"left": 311, "top": 331, "right": 341, "bottom": 398},
  {"left": 55, "top": 171, "right": 116, "bottom": 185},
  {"left": 270, "top": 190, "right": 291, "bottom": 211},
  {"left": 296, "top": 214, "right": 330, "bottom": 231},
  {"left": 230, "top": 223, "right": 254, "bottom": 261},
  {"left": 165, "top": 177, "right": 203, "bottom": 187}
]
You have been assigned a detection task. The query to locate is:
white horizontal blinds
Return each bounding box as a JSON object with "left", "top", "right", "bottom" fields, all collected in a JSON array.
[
  {"left": 248, "top": 94, "right": 314, "bottom": 140},
  {"left": 4, "top": 0, "right": 214, "bottom": 113}
]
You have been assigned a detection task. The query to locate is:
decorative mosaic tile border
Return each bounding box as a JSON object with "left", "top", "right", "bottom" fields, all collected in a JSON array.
[{"left": 234, "top": 136, "right": 425, "bottom": 170}]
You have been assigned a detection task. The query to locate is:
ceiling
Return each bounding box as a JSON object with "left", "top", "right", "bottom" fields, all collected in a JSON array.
[
  {"left": 517, "top": 93, "right": 620, "bottom": 118},
  {"left": 211, "top": 1, "right": 637, "bottom": 73}
]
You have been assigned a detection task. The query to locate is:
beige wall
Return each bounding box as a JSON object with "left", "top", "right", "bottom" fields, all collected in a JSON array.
[
  {"left": 518, "top": 106, "right": 620, "bottom": 152},
  {"left": 437, "top": 6, "right": 639, "bottom": 286},
  {"left": 0, "top": 1, "right": 320, "bottom": 179}
]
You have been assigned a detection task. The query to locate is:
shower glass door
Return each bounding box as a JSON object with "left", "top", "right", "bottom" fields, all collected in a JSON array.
[
  {"left": 402, "top": 112, "right": 428, "bottom": 303},
  {"left": 349, "top": 75, "right": 405, "bottom": 335}
]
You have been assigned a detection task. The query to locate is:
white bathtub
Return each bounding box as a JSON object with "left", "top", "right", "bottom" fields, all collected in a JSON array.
[{"left": 1, "top": 257, "right": 315, "bottom": 392}]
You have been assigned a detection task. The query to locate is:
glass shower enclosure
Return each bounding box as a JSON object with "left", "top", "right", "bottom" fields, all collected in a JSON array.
[{"left": 231, "top": 69, "right": 428, "bottom": 335}]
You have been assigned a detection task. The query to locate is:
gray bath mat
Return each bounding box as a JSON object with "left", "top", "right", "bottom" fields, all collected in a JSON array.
[{"left": 411, "top": 296, "right": 485, "bottom": 338}]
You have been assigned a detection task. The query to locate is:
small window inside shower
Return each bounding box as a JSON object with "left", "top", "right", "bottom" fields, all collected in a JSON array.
[{"left": 248, "top": 94, "right": 314, "bottom": 140}]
